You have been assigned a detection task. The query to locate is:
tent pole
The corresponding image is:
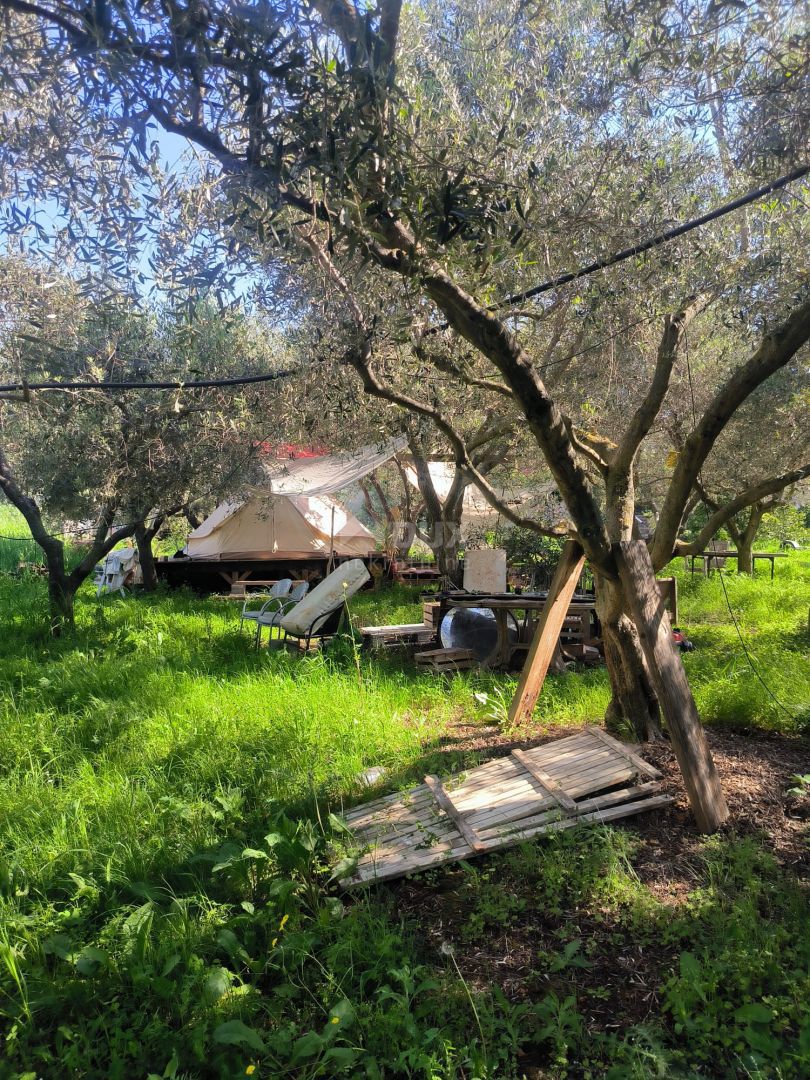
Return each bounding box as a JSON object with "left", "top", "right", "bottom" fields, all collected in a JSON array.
[{"left": 327, "top": 504, "right": 336, "bottom": 574}]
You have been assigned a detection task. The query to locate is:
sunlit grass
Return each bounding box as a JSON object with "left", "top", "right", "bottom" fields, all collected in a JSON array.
[{"left": 0, "top": 506, "right": 807, "bottom": 1076}]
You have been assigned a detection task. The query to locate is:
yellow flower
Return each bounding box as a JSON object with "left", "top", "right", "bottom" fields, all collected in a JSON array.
[
  {"left": 271, "top": 937, "right": 278, "bottom": 948},
  {"left": 330, "top": 1016, "right": 339, "bottom": 1024},
  {"left": 278, "top": 913, "right": 289, "bottom": 931},
  {"left": 246, "top": 1067, "right": 256, "bottom": 1076}
]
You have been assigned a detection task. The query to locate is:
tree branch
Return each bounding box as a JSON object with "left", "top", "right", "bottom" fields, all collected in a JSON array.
[
  {"left": 615, "top": 297, "right": 702, "bottom": 469},
  {"left": 675, "top": 463, "right": 810, "bottom": 556},
  {"left": 651, "top": 296, "right": 810, "bottom": 569}
]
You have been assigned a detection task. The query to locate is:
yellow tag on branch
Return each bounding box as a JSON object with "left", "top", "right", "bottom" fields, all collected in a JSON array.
[{"left": 665, "top": 450, "right": 680, "bottom": 468}]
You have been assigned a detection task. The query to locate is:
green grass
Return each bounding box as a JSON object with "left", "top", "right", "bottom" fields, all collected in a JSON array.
[{"left": 0, "top": 514, "right": 808, "bottom": 1077}]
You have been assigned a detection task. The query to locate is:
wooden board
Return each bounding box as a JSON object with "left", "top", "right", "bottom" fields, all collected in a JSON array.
[
  {"left": 361, "top": 623, "right": 436, "bottom": 648},
  {"left": 339, "top": 728, "right": 671, "bottom": 885},
  {"left": 508, "top": 541, "right": 586, "bottom": 725}
]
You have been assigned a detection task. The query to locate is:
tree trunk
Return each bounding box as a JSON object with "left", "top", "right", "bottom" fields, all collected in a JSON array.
[
  {"left": 735, "top": 505, "right": 764, "bottom": 574},
  {"left": 428, "top": 495, "right": 464, "bottom": 586},
  {"left": 736, "top": 533, "right": 753, "bottom": 575},
  {"left": 595, "top": 572, "right": 664, "bottom": 741},
  {"left": 44, "top": 539, "right": 75, "bottom": 634},
  {"left": 434, "top": 518, "right": 462, "bottom": 585},
  {"left": 135, "top": 524, "right": 159, "bottom": 591}
]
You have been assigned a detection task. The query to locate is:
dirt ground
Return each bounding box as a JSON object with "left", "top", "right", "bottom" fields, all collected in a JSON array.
[{"left": 388, "top": 723, "right": 809, "bottom": 1055}]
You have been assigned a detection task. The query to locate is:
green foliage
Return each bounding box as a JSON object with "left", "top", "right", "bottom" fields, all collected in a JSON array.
[
  {"left": 501, "top": 529, "right": 565, "bottom": 577},
  {"left": 657, "top": 839, "right": 810, "bottom": 1076},
  {"left": 672, "top": 554, "right": 810, "bottom": 732},
  {"left": 0, "top": 567, "right": 808, "bottom": 1076}
]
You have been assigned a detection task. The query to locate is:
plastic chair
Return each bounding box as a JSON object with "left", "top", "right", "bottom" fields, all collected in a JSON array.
[
  {"left": 239, "top": 578, "right": 293, "bottom": 632},
  {"left": 255, "top": 581, "right": 310, "bottom": 647}
]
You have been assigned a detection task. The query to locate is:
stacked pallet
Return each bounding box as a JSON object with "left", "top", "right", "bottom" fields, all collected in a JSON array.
[
  {"left": 360, "top": 623, "right": 436, "bottom": 648},
  {"left": 414, "top": 647, "right": 477, "bottom": 672}
]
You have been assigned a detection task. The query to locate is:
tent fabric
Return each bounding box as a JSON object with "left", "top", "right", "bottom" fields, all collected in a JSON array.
[
  {"left": 185, "top": 492, "right": 375, "bottom": 560},
  {"left": 262, "top": 437, "right": 407, "bottom": 496},
  {"left": 403, "top": 462, "right": 523, "bottom": 526},
  {"left": 403, "top": 462, "right": 557, "bottom": 524}
]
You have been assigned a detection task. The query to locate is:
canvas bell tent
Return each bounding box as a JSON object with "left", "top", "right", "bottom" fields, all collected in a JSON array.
[
  {"left": 185, "top": 493, "right": 376, "bottom": 560},
  {"left": 155, "top": 441, "right": 405, "bottom": 592}
]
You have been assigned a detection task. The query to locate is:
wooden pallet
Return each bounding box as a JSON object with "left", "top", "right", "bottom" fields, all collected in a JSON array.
[
  {"left": 360, "top": 623, "right": 436, "bottom": 648},
  {"left": 339, "top": 728, "right": 671, "bottom": 886},
  {"left": 422, "top": 601, "right": 442, "bottom": 632},
  {"left": 414, "top": 647, "right": 477, "bottom": 672}
]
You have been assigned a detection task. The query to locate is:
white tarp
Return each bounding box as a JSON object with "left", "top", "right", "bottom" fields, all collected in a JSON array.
[
  {"left": 185, "top": 492, "right": 375, "bottom": 560},
  {"left": 403, "top": 462, "right": 518, "bottom": 521},
  {"left": 403, "top": 462, "right": 561, "bottom": 538},
  {"left": 263, "top": 438, "right": 408, "bottom": 496}
]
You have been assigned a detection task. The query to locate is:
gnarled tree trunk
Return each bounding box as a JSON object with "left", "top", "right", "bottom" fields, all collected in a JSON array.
[
  {"left": 135, "top": 522, "right": 159, "bottom": 591},
  {"left": 727, "top": 503, "right": 765, "bottom": 575},
  {"left": 43, "top": 537, "right": 75, "bottom": 634},
  {"left": 595, "top": 571, "right": 664, "bottom": 741}
]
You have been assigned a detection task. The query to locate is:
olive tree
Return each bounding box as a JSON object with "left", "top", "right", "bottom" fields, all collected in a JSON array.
[
  {"left": 0, "top": 257, "right": 288, "bottom": 628},
  {"left": 0, "top": 0, "right": 807, "bottom": 744}
]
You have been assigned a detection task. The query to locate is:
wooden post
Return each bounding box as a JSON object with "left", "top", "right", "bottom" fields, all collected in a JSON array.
[
  {"left": 616, "top": 540, "right": 728, "bottom": 833},
  {"left": 507, "top": 540, "right": 585, "bottom": 726}
]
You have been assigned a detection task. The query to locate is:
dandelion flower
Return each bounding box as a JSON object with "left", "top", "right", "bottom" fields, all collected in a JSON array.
[{"left": 246, "top": 1067, "right": 256, "bottom": 1076}]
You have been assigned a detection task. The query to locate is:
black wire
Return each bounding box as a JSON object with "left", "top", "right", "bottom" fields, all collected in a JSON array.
[
  {"left": 423, "top": 163, "right": 810, "bottom": 337},
  {"left": 491, "top": 163, "right": 810, "bottom": 310},
  {"left": 3, "top": 165, "right": 808, "bottom": 391},
  {"left": 714, "top": 565, "right": 797, "bottom": 722},
  {"left": 0, "top": 365, "right": 304, "bottom": 395}
]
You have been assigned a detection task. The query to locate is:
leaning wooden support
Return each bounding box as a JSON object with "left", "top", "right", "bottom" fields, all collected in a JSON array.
[
  {"left": 507, "top": 540, "right": 586, "bottom": 725},
  {"left": 616, "top": 540, "right": 729, "bottom": 834}
]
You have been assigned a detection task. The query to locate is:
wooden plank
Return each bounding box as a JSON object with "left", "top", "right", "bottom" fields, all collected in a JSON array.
[
  {"left": 349, "top": 789, "right": 671, "bottom": 882},
  {"left": 487, "top": 793, "right": 673, "bottom": 845},
  {"left": 576, "top": 781, "right": 662, "bottom": 815},
  {"left": 508, "top": 541, "right": 586, "bottom": 725},
  {"left": 511, "top": 749, "right": 578, "bottom": 812},
  {"left": 587, "top": 726, "right": 662, "bottom": 779},
  {"left": 342, "top": 730, "right": 667, "bottom": 886},
  {"left": 617, "top": 540, "right": 728, "bottom": 833},
  {"left": 424, "top": 774, "right": 487, "bottom": 852}
]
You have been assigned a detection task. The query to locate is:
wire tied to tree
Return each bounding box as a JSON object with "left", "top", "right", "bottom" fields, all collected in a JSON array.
[{"left": 1, "top": 164, "right": 807, "bottom": 394}]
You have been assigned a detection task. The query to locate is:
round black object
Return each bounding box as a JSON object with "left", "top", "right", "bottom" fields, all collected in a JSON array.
[{"left": 440, "top": 606, "right": 518, "bottom": 662}]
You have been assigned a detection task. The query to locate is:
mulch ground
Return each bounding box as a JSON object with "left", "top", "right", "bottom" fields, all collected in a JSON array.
[{"left": 381, "top": 721, "right": 809, "bottom": 1061}]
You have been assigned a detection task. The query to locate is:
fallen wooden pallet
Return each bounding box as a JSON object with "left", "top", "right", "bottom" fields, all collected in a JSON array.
[
  {"left": 415, "top": 647, "right": 477, "bottom": 672},
  {"left": 339, "top": 728, "right": 671, "bottom": 886},
  {"left": 361, "top": 623, "right": 436, "bottom": 648}
]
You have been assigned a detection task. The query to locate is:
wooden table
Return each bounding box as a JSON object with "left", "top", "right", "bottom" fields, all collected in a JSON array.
[
  {"left": 447, "top": 593, "right": 597, "bottom": 668},
  {"left": 688, "top": 552, "right": 790, "bottom": 580}
]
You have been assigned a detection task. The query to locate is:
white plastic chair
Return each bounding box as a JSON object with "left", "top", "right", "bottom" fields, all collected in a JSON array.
[
  {"left": 239, "top": 579, "right": 293, "bottom": 632},
  {"left": 255, "top": 581, "right": 310, "bottom": 647}
]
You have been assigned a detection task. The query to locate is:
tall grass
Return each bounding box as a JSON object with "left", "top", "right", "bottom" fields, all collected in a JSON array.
[
  {"left": 0, "top": 505, "right": 43, "bottom": 572},
  {"left": 0, "top": 517, "right": 807, "bottom": 1076}
]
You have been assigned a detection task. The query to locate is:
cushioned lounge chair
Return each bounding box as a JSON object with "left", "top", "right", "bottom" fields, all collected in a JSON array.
[{"left": 279, "top": 560, "right": 370, "bottom": 650}]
